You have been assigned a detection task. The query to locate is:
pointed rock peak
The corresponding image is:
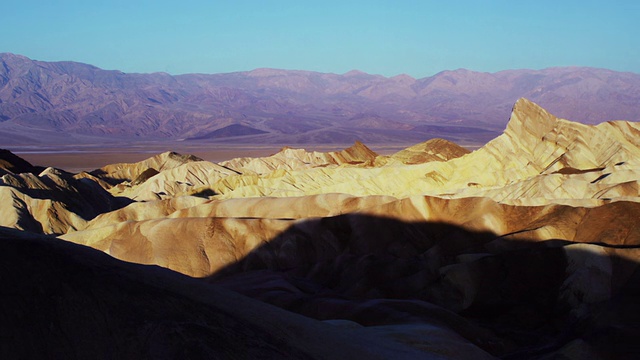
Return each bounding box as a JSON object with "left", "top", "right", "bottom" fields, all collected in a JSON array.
[
  {"left": 392, "top": 138, "right": 470, "bottom": 164},
  {"left": 513, "top": 98, "right": 546, "bottom": 114},
  {"left": 272, "top": 146, "right": 311, "bottom": 159},
  {"left": 39, "top": 166, "right": 70, "bottom": 177},
  {"left": 275, "top": 146, "right": 296, "bottom": 155},
  {"left": 504, "top": 98, "right": 558, "bottom": 137},
  {"left": 422, "top": 138, "right": 469, "bottom": 152},
  {"left": 341, "top": 141, "right": 378, "bottom": 159},
  {"left": 423, "top": 138, "right": 457, "bottom": 145},
  {"left": 349, "top": 140, "right": 370, "bottom": 150}
]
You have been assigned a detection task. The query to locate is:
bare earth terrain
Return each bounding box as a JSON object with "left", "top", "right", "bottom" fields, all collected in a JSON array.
[{"left": 1, "top": 98, "right": 640, "bottom": 359}]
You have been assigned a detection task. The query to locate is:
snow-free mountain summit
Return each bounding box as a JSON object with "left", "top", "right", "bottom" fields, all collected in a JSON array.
[{"left": 1, "top": 53, "right": 639, "bottom": 145}]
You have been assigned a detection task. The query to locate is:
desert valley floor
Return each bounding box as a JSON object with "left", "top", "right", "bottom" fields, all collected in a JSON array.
[{"left": 1, "top": 98, "right": 639, "bottom": 359}]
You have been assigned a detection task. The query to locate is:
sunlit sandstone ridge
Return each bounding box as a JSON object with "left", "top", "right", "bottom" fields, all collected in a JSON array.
[
  {"left": 97, "top": 98, "right": 639, "bottom": 204},
  {"left": 2, "top": 98, "right": 640, "bottom": 358},
  {"left": 1, "top": 98, "right": 639, "bottom": 234},
  {"left": 41, "top": 98, "right": 630, "bottom": 207}
]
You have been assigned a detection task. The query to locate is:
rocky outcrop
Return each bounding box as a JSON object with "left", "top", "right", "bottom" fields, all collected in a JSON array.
[
  {"left": 91, "top": 151, "right": 204, "bottom": 184},
  {"left": 387, "top": 138, "right": 470, "bottom": 164},
  {"left": 220, "top": 141, "right": 379, "bottom": 175},
  {"left": 209, "top": 99, "right": 640, "bottom": 204},
  {"left": 4, "top": 98, "right": 640, "bottom": 358},
  {"left": 107, "top": 160, "right": 238, "bottom": 201},
  {"left": 4, "top": 98, "right": 639, "bottom": 234},
  {"left": 0, "top": 163, "right": 129, "bottom": 234}
]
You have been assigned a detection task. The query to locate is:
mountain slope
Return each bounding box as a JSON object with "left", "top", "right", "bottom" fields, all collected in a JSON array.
[{"left": 1, "top": 53, "right": 639, "bottom": 145}]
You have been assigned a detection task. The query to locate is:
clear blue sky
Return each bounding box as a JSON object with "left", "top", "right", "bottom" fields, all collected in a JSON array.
[{"left": 3, "top": 1, "right": 638, "bottom": 78}]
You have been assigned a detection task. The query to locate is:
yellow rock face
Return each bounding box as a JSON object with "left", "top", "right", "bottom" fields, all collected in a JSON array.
[
  {"left": 206, "top": 98, "right": 640, "bottom": 203},
  {"left": 92, "top": 151, "right": 204, "bottom": 182},
  {"left": 219, "top": 140, "right": 379, "bottom": 174},
  {"left": 4, "top": 98, "right": 639, "bottom": 237},
  {"left": 389, "top": 138, "right": 471, "bottom": 164},
  {"left": 0, "top": 166, "right": 127, "bottom": 234},
  {"left": 71, "top": 98, "right": 639, "bottom": 209}
]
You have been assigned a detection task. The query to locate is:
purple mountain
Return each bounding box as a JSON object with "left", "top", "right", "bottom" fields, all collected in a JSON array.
[{"left": 1, "top": 53, "right": 639, "bottom": 145}]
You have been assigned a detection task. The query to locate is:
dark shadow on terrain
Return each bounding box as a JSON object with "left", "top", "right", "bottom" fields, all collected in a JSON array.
[
  {"left": 2, "top": 206, "right": 639, "bottom": 358},
  {"left": 0, "top": 148, "right": 47, "bottom": 174},
  {"left": 205, "top": 213, "right": 640, "bottom": 359},
  {"left": 87, "top": 169, "right": 131, "bottom": 186},
  {"left": 189, "top": 188, "right": 218, "bottom": 198},
  {"left": 0, "top": 226, "right": 433, "bottom": 360},
  {"left": 131, "top": 167, "right": 160, "bottom": 185}
]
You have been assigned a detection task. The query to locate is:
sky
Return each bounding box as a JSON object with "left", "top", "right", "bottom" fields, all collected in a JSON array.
[{"left": 3, "top": 1, "right": 638, "bottom": 78}]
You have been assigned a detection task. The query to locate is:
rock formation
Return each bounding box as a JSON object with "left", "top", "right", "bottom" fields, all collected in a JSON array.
[
  {"left": 219, "top": 141, "right": 379, "bottom": 174},
  {"left": 0, "top": 163, "right": 128, "bottom": 234},
  {"left": 2, "top": 98, "right": 640, "bottom": 358},
  {"left": 386, "top": 138, "right": 471, "bottom": 164},
  {"left": 92, "top": 151, "right": 205, "bottom": 183},
  {"left": 203, "top": 98, "right": 640, "bottom": 204}
]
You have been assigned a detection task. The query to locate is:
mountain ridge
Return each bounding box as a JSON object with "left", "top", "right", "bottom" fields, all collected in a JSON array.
[{"left": 1, "top": 53, "right": 640, "bottom": 146}]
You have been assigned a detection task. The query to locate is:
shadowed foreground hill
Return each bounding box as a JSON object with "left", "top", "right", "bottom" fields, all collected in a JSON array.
[
  {"left": 60, "top": 194, "right": 640, "bottom": 358},
  {"left": 208, "top": 212, "right": 640, "bottom": 359},
  {"left": 0, "top": 227, "right": 453, "bottom": 359}
]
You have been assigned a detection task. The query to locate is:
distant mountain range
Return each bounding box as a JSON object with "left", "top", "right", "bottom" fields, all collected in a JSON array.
[{"left": 1, "top": 53, "right": 639, "bottom": 145}]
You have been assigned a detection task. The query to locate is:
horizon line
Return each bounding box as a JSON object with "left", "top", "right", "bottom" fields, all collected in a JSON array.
[{"left": 2, "top": 52, "right": 639, "bottom": 79}]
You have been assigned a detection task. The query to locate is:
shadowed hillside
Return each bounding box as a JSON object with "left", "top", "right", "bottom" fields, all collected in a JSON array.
[
  {"left": 0, "top": 227, "right": 441, "bottom": 359},
  {"left": 3, "top": 211, "right": 639, "bottom": 358},
  {"left": 206, "top": 213, "right": 640, "bottom": 359}
]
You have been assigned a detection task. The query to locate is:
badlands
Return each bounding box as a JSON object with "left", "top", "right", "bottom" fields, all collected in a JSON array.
[{"left": 1, "top": 98, "right": 639, "bottom": 359}]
